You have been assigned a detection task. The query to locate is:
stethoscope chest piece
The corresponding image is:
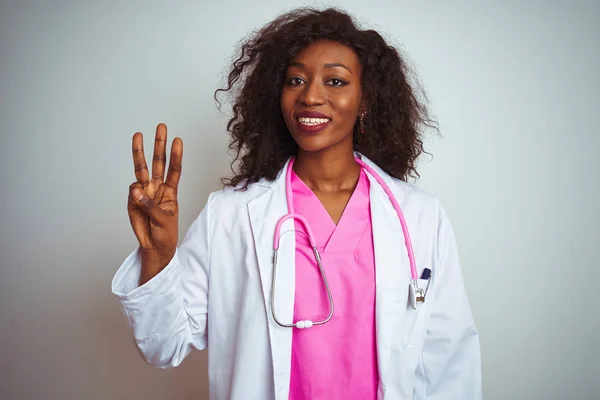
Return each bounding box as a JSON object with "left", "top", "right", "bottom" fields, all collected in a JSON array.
[{"left": 408, "top": 280, "right": 425, "bottom": 310}]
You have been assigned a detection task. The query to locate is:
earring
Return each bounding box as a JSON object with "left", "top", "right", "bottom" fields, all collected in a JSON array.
[{"left": 359, "top": 113, "right": 365, "bottom": 134}]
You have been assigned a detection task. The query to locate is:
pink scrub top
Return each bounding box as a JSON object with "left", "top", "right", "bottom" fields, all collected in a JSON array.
[{"left": 288, "top": 169, "right": 378, "bottom": 400}]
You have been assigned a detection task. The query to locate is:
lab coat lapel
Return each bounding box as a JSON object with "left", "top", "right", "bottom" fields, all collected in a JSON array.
[
  {"left": 247, "top": 160, "right": 295, "bottom": 400},
  {"left": 362, "top": 156, "right": 411, "bottom": 390}
]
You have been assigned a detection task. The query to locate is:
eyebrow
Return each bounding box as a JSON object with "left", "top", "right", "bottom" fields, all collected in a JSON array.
[{"left": 288, "top": 62, "right": 354, "bottom": 75}]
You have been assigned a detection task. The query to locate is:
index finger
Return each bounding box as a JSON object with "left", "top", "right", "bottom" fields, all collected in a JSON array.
[
  {"left": 165, "top": 137, "right": 183, "bottom": 190},
  {"left": 151, "top": 123, "right": 168, "bottom": 182},
  {"left": 132, "top": 132, "right": 149, "bottom": 184}
]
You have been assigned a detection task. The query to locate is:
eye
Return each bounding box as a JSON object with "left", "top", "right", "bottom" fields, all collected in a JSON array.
[
  {"left": 327, "top": 78, "right": 348, "bottom": 87},
  {"left": 286, "top": 77, "right": 304, "bottom": 86}
]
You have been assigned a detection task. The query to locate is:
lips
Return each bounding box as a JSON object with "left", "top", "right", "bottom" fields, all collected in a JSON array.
[
  {"left": 296, "top": 110, "right": 329, "bottom": 119},
  {"left": 295, "top": 110, "right": 331, "bottom": 135}
]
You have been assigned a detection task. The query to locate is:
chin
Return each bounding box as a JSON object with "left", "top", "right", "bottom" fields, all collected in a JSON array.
[{"left": 292, "top": 134, "right": 335, "bottom": 153}]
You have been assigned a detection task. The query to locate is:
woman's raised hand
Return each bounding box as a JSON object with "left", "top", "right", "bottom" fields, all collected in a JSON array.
[{"left": 128, "top": 123, "right": 183, "bottom": 285}]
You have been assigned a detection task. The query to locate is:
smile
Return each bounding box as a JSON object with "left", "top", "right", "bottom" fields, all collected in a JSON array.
[
  {"left": 295, "top": 117, "right": 331, "bottom": 134},
  {"left": 296, "top": 117, "right": 331, "bottom": 135},
  {"left": 297, "top": 117, "right": 331, "bottom": 126}
]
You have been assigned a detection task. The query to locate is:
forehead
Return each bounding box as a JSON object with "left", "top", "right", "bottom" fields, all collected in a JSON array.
[{"left": 289, "top": 40, "right": 361, "bottom": 71}]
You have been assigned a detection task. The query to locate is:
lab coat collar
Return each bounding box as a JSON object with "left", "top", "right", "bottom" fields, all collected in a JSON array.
[{"left": 247, "top": 153, "right": 408, "bottom": 399}]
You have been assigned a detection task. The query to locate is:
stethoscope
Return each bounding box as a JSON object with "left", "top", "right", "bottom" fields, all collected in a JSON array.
[{"left": 271, "top": 157, "right": 424, "bottom": 329}]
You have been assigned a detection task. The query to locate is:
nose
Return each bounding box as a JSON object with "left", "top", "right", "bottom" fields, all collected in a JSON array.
[{"left": 299, "top": 80, "right": 325, "bottom": 106}]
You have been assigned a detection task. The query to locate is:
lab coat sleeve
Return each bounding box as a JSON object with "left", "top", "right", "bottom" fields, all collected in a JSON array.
[
  {"left": 419, "top": 203, "right": 482, "bottom": 399},
  {"left": 111, "top": 194, "right": 212, "bottom": 368}
]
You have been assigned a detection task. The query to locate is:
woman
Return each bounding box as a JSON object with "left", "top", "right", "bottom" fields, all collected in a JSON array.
[{"left": 112, "top": 7, "right": 481, "bottom": 400}]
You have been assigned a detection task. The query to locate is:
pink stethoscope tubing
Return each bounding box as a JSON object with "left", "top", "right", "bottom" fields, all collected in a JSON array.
[{"left": 270, "top": 157, "right": 420, "bottom": 329}]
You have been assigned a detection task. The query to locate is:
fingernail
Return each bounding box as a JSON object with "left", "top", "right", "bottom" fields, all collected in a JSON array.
[{"left": 133, "top": 189, "right": 143, "bottom": 201}]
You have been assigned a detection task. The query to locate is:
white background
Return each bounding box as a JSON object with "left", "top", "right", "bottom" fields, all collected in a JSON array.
[{"left": 1, "top": 1, "right": 599, "bottom": 399}]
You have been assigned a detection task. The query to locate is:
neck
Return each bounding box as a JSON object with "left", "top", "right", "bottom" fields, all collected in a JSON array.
[{"left": 293, "top": 148, "right": 360, "bottom": 193}]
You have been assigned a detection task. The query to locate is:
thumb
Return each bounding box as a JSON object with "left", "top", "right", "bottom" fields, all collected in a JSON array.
[{"left": 130, "top": 186, "right": 167, "bottom": 224}]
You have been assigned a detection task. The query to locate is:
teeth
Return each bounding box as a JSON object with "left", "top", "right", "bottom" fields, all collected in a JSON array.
[{"left": 297, "top": 117, "right": 330, "bottom": 126}]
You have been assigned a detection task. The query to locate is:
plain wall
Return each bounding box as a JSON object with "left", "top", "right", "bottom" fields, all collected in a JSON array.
[{"left": 1, "top": 0, "right": 599, "bottom": 399}]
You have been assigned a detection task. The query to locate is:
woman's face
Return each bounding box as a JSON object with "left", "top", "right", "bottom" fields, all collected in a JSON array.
[{"left": 280, "top": 40, "right": 364, "bottom": 154}]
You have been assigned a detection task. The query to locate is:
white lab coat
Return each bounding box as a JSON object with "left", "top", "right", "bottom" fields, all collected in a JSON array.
[{"left": 112, "top": 154, "right": 482, "bottom": 400}]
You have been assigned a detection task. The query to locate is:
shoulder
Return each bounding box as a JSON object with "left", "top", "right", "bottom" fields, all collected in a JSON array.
[
  {"left": 390, "top": 178, "right": 459, "bottom": 251},
  {"left": 205, "top": 179, "right": 273, "bottom": 214},
  {"left": 389, "top": 177, "right": 443, "bottom": 218},
  {"left": 358, "top": 153, "right": 442, "bottom": 218},
  {"left": 386, "top": 176, "right": 456, "bottom": 243},
  {"left": 386, "top": 178, "right": 461, "bottom": 269}
]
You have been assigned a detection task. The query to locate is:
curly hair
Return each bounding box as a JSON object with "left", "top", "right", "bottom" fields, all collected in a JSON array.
[{"left": 215, "top": 7, "right": 436, "bottom": 188}]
